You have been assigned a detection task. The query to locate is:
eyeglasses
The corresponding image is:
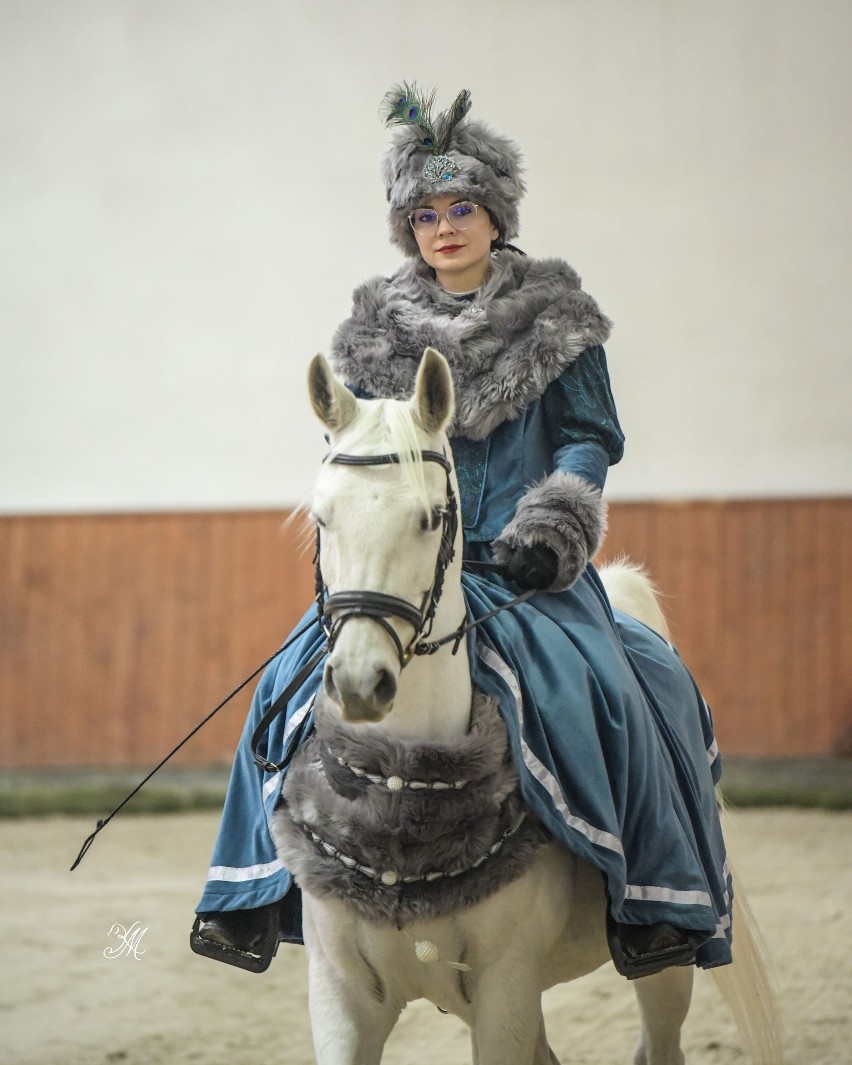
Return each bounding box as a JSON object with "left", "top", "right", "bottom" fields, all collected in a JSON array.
[{"left": 408, "top": 200, "right": 479, "bottom": 234}]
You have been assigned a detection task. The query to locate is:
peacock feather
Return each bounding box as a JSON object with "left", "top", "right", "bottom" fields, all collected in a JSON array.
[
  {"left": 381, "top": 82, "right": 438, "bottom": 150},
  {"left": 434, "top": 89, "right": 471, "bottom": 153},
  {"left": 382, "top": 83, "right": 471, "bottom": 156}
]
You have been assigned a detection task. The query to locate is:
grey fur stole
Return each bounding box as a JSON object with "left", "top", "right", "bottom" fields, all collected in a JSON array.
[
  {"left": 271, "top": 690, "right": 550, "bottom": 926},
  {"left": 330, "top": 249, "right": 612, "bottom": 441}
]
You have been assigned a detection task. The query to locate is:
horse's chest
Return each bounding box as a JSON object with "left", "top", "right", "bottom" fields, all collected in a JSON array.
[
  {"left": 302, "top": 841, "right": 605, "bottom": 1014},
  {"left": 270, "top": 691, "right": 551, "bottom": 929}
]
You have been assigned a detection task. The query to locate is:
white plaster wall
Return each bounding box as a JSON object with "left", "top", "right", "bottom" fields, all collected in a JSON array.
[{"left": 1, "top": 0, "right": 849, "bottom": 512}]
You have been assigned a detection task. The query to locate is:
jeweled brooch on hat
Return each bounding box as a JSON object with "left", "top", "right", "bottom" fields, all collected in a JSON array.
[
  {"left": 421, "top": 155, "right": 457, "bottom": 183},
  {"left": 381, "top": 82, "right": 471, "bottom": 185}
]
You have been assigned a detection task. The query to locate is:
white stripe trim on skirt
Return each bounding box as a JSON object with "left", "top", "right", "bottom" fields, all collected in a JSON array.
[{"left": 477, "top": 642, "right": 625, "bottom": 858}]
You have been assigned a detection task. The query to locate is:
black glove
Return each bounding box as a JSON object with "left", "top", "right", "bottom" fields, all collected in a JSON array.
[{"left": 498, "top": 542, "right": 559, "bottom": 590}]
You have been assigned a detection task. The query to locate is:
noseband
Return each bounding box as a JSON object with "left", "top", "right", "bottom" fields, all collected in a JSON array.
[{"left": 317, "top": 448, "right": 460, "bottom": 668}]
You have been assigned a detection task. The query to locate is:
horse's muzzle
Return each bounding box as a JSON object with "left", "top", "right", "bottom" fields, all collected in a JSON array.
[{"left": 323, "top": 661, "right": 397, "bottom": 723}]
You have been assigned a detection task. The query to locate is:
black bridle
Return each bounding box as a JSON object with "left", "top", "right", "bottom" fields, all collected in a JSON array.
[
  {"left": 246, "top": 446, "right": 470, "bottom": 777},
  {"left": 317, "top": 448, "right": 462, "bottom": 668},
  {"left": 251, "top": 440, "right": 539, "bottom": 774}
]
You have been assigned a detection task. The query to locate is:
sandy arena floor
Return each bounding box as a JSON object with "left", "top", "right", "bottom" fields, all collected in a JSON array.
[{"left": 1, "top": 809, "right": 849, "bottom": 1064}]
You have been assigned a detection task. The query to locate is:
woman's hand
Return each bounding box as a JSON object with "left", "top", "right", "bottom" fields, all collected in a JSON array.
[
  {"left": 492, "top": 470, "right": 606, "bottom": 593},
  {"left": 497, "top": 542, "right": 560, "bottom": 590}
]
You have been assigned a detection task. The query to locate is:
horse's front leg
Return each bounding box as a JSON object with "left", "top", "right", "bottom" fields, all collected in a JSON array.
[
  {"left": 303, "top": 902, "right": 401, "bottom": 1065},
  {"left": 470, "top": 964, "right": 552, "bottom": 1065},
  {"left": 307, "top": 956, "right": 400, "bottom": 1065}
]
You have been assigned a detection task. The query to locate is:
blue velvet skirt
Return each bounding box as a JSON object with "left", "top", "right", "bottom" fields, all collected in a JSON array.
[{"left": 197, "top": 560, "right": 733, "bottom": 970}]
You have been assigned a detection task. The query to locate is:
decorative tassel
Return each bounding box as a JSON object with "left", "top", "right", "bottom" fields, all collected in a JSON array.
[
  {"left": 414, "top": 939, "right": 440, "bottom": 964},
  {"left": 402, "top": 928, "right": 472, "bottom": 972}
]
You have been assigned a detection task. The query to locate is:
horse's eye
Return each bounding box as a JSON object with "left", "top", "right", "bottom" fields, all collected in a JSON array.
[{"left": 420, "top": 507, "right": 445, "bottom": 533}]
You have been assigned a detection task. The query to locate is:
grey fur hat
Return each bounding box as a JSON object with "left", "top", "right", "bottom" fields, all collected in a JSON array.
[{"left": 381, "top": 84, "right": 526, "bottom": 257}]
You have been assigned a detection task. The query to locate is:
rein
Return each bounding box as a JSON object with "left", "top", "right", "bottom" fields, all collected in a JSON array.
[{"left": 70, "top": 445, "right": 533, "bottom": 870}]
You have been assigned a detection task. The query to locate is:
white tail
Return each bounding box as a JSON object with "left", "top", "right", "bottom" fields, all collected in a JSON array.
[
  {"left": 712, "top": 796, "right": 785, "bottom": 1064},
  {"left": 598, "top": 558, "right": 670, "bottom": 639},
  {"left": 600, "top": 559, "right": 784, "bottom": 1064}
]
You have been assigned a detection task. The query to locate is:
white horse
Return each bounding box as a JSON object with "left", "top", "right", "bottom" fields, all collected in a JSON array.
[{"left": 272, "top": 348, "right": 781, "bottom": 1065}]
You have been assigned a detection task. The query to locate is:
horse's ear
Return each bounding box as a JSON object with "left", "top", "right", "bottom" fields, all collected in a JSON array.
[
  {"left": 308, "top": 354, "right": 358, "bottom": 432},
  {"left": 413, "top": 347, "right": 455, "bottom": 434}
]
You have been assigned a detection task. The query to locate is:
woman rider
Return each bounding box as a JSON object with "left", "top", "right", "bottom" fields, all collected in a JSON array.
[{"left": 191, "top": 85, "right": 733, "bottom": 981}]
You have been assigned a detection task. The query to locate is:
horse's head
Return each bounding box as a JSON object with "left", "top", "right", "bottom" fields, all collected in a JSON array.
[{"left": 307, "top": 348, "right": 462, "bottom": 726}]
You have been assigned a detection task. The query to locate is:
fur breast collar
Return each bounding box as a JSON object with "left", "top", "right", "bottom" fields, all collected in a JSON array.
[
  {"left": 272, "top": 690, "right": 549, "bottom": 927},
  {"left": 330, "top": 249, "right": 612, "bottom": 440}
]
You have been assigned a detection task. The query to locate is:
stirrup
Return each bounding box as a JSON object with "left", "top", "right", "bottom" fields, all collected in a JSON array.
[
  {"left": 606, "top": 912, "right": 701, "bottom": 981},
  {"left": 190, "top": 907, "right": 280, "bottom": 974}
]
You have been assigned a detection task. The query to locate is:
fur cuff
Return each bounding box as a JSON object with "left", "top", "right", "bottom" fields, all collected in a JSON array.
[{"left": 492, "top": 471, "right": 607, "bottom": 592}]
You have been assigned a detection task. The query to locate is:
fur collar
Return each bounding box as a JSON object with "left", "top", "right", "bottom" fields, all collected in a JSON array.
[
  {"left": 330, "top": 249, "right": 611, "bottom": 440},
  {"left": 272, "top": 690, "right": 549, "bottom": 926}
]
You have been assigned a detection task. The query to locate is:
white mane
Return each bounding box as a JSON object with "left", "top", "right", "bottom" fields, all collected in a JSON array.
[{"left": 326, "top": 397, "right": 435, "bottom": 513}]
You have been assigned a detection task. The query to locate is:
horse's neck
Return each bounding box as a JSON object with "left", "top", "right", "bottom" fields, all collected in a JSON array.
[{"left": 380, "top": 559, "right": 472, "bottom": 744}]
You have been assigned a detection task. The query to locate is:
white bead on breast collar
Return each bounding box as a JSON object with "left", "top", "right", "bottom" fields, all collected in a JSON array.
[{"left": 334, "top": 752, "right": 468, "bottom": 792}]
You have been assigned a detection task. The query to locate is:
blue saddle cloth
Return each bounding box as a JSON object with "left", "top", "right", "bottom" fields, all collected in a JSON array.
[{"left": 198, "top": 562, "right": 733, "bottom": 971}]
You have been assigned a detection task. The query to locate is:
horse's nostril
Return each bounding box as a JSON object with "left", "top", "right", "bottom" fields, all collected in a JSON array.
[
  {"left": 323, "top": 665, "right": 338, "bottom": 702},
  {"left": 374, "top": 668, "right": 397, "bottom": 706}
]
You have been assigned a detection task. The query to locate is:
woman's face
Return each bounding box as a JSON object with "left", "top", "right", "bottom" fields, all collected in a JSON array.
[{"left": 411, "top": 194, "right": 499, "bottom": 293}]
